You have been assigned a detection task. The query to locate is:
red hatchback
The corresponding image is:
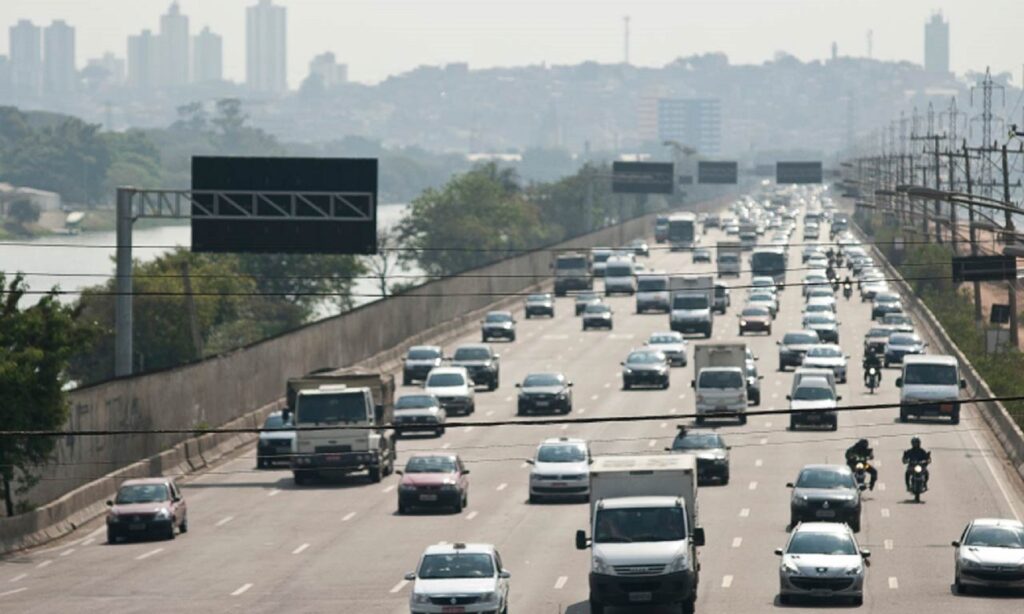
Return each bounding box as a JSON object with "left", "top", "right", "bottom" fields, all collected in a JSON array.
[
  {"left": 396, "top": 454, "right": 470, "bottom": 514},
  {"left": 106, "top": 478, "right": 188, "bottom": 543}
]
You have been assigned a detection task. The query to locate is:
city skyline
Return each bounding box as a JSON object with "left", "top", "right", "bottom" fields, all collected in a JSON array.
[{"left": 1, "top": 0, "right": 1022, "bottom": 87}]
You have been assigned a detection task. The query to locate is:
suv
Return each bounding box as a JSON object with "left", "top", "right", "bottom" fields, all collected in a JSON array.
[
  {"left": 777, "top": 330, "right": 821, "bottom": 371},
  {"left": 394, "top": 394, "right": 446, "bottom": 437},
  {"left": 787, "top": 464, "right": 863, "bottom": 532},
  {"left": 423, "top": 367, "right": 475, "bottom": 416},
  {"left": 481, "top": 311, "right": 516, "bottom": 342},
  {"left": 256, "top": 411, "right": 295, "bottom": 468},
  {"left": 524, "top": 293, "right": 555, "bottom": 318},
  {"left": 405, "top": 542, "right": 511, "bottom": 614},
  {"left": 450, "top": 344, "right": 500, "bottom": 390},
  {"left": 396, "top": 454, "right": 470, "bottom": 514},
  {"left": 402, "top": 345, "right": 443, "bottom": 386},
  {"left": 527, "top": 437, "right": 591, "bottom": 502},
  {"left": 516, "top": 372, "right": 573, "bottom": 415},
  {"left": 776, "top": 522, "right": 868, "bottom": 606},
  {"left": 106, "top": 478, "right": 188, "bottom": 543}
]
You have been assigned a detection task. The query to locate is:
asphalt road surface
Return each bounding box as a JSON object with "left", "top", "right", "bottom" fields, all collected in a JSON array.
[{"left": 2, "top": 211, "right": 1023, "bottom": 613}]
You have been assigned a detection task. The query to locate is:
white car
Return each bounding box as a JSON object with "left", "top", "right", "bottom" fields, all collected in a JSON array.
[
  {"left": 405, "top": 542, "right": 511, "bottom": 614},
  {"left": 747, "top": 291, "right": 778, "bottom": 317},
  {"left": 423, "top": 367, "right": 475, "bottom": 416},
  {"left": 646, "top": 331, "right": 688, "bottom": 367},
  {"left": 801, "top": 344, "right": 849, "bottom": 383},
  {"left": 750, "top": 276, "right": 779, "bottom": 297},
  {"left": 527, "top": 437, "right": 591, "bottom": 502},
  {"left": 953, "top": 518, "right": 1024, "bottom": 594},
  {"left": 776, "top": 522, "right": 868, "bottom": 605},
  {"left": 788, "top": 376, "right": 840, "bottom": 430},
  {"left": 802, "top": 273, "right": 830, "bottom": 297}
]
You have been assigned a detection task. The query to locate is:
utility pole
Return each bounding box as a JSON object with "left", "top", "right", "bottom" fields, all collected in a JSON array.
[
  {"left": 1002, "top": 144, "right": 1019, "bottom": 348},
  {"left": 180, "top": 261, "right": 204, "bottom": 360},
  {"left": 971, "top": 67, "right": 1005, "bottom": 200},
  {"left": 964, "top": 144, "right": 983, "bottom": 323}
]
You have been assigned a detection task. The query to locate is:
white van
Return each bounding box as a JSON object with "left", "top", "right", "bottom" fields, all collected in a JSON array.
[
  {"left": 896, "top": 355, "right": 966, "bottom": 424},
  {"left": 692, "top": 366, "right": 748, "bottom": 425},
  {"left": 604, "top": 256, "right": 637, "bottom": 296}
]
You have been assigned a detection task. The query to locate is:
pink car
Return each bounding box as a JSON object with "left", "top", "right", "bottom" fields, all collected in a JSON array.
[
  {"left": 396, "top": 454, "right": 470, "bottom": 514},
  {"left": 106, "top": 478, "right": 188, "bottom": 543}
]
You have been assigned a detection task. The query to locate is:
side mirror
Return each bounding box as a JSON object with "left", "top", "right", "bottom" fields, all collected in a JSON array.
[
  {"left": 774, "top": 548, "right": 784, "bottom": 556},
  {"left": 861, "top": 549, "right": 871, "bottom": 559},
  {"left": 786, "top": 482, "right": 795, "bottom": 488},
  {"left": 664, "top": 447, "right": 673, "bottom": 452},
  {"left": 575, "top": 530, "right": 590, "bottom": 550},
  {"left": 396, "top": 470, "right": 404, "bottom": 475},
  {"left": 463, "top": 469, "right": 470, "bottom": 475},
  {"left": 404, "top": 572, "right": 416, "bottom": 581},
  {"left": 690, "top": 381, "right": 695, "bottom": 388},
  {"left": 499, "top": 570, "right": 511, "bottom": 579},
  {"left": 776, "top": 340, "right": 781, "bottom": 345},
  {"left": 758, "top": 375, "right": 764, "bottom": 380},
  {"left": 836, "top": 395, "right": 843, "bottom": 401},
  {"left": 960, "top": 379, "right": 967, "bottom": 389},
  {"left": 693, "top": 527, "right": 706, "bottom": 547},
  {"left": 568, "top": 382, "right": 574, "bottom": 387},
  {"left": 106, "top": 500, "right": 113, "bottom": 507},
  {"left": 514, "top": 383, "right": 521, "bottom": 388},
  {"left": 951, "top": 540, "right": 960, "bottom": 547},
  {"left": 525, "top": 459, "right": 535, "bottom": 465},
  {"left": 895, "top": 377, "right": 903, "bottom": 388},
  {"left": 785, "top": 395, "right": 792, "bottom": 401}
]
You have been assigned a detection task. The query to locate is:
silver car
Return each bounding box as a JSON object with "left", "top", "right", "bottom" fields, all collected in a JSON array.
[
  {"left": 527, "top": 437, "right": 591, "bottom": 502},
  {"left": 776, "top": 522, "right": 868, "bottom": 606},
  {"left": 953, "top": 518, "right": 1024, "bottom": 594},
  {"left": 645, "top": 331, "right": 688, "bottom": 367}
]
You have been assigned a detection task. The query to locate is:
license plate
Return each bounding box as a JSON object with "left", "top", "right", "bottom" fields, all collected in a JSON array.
[
  {"left": 419, "top": 494, "right": 438, "bottom": 502},
  {"left": 940, "top": 403, "right": 953, "bottom": 414},
  {"left": 816, "top": 510, "right": 836, "bottom": 518},
  {"left": 325, "top": 454, "right": 341, "bottom": 463},
  {"left": 129, "top": 523, "right": 146, "bottom": 531},
  {"left": 552, "top": 483, "right": 567, "bottom": 488},
  {"left": 441, "top": 607, "right": 465, "bottom": 614},
  {"left": 535, "top": 401, "right": 550, "bottom": 407},
  {"left": 629, "top": 592, "right": 653, "bottom": 603},
  {"left": 716, "top": 405, "right": 727, "bottom": 411},
  {"left": 806, "top": 414, "right": 820, "bottom": 422}
]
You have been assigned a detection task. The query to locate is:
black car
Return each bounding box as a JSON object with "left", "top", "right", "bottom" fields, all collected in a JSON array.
[
  {"left": 574, "top": 292, "right": 602, "bottom": 316},
  {"left": 481, "top": 310, "right": 516, "bottom": 342},
  {"left": 393, "top": 394, "right": 446, "bottom": 437},
  {"left": 516, "top": 372, "right": 573, "bottom": 414},
  {"left": 788, "top": 464, "right": 863, "bottom": 532},
  {"left": 582, "top": 303, "right": 613, "bottom": 330},
  {"left": 667, "top": 428, "right": 730, "bottom": 484},
  {"left": 401, "top": 345, "right": 443, "bottom": 386},
  {"left": 256, "top": 411, "right": 294, "bottom": 468},
  {"left": 450, "top": 344, "right": 501, "bottom": 390},
  {"left": 621, "top": 349, "right": 670, "bottom": 390},
  {"left": 524, "top": 293, "right": 555, "bottom": 318},
  {"left": 693, "top": 247, "right": 712, "bottom": 263},
  {"left": 628, "top": 238, "right": 650, "bottom": 257},
  {"left": 871, "top": 292, "right": 903, "bottom": 320},
  {"left": 777, "top": 330, "right": 821, "bottom": 371}
]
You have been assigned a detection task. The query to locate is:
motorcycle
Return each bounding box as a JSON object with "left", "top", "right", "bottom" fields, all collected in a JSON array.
[
  {"left": 908, "top": 461, "right": 929, "bottom": 502},
  {"left": 853, "top": 459, "right": 874, "bottom": 490},
  {"left": 843, "top": 283, "right": 853, "bottom": 301},
  {"left": 864, "top": 367, "right": 880, "bottom": 393}
]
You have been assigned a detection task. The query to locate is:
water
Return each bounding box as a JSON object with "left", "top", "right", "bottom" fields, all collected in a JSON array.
[{"left": 0, "top": 203, "right": 415, "bottom": 308}]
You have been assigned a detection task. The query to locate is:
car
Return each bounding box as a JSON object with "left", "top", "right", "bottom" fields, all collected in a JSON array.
[
  {"left": 801, "top": 344, "right": 848, "bottom": 384},
  {"left": 776, "top": 522, "right": 868, "bottom": 606},
  {"left": 739, "top": 305, "right": 772, "bottom": 335},
  {"left": 805, "top": 285, "right": 834, "bottom": 301},
  {"left": 851, "top": 257, "right": 876, "bottom": 276},
  {"left": 516, "top": 372, "right": 573, "bottom": 415},
  {"left": 424, "top": 367, "right": 476, "bottom": 415},
  {"left": 527, "top": 437, "right": 591, "bottom": 502},
  {"left": 591, "top": 247, "right": 614, "bottom": 277},
  {"left": 883, "top": 332, "right": 927, "bottom": 366},
  {"left": 750, "top": 276, "right": 778, "bottom": 296},
  {"left": 860, "top": 280, "right": 889, "bottom": 301},
  {"left": 575, "top": 291, "right": 602, "bottom": 315},
  {"left": 777, "top": 330, "right": 821, "bottom": 371},
  {"left": 405, "top": 542, "right": 511, "bottom": 613},
  {"left": 628, "top": 238, "right": 650, "bottom": 257},
  {"left": 713, "top": 283, "right": 731, "bottom": 314},
  {"left": 872, "top": 292, "right": 903, "bottom": 320},
  {"left": 645, "top": 331, "right": 688, "bottom": 366},
  {"left": 402, "top": 345, "right": 444, "bottom": 386},
  {"left": 481, "top": 310, "right": 516, "bottom": 342},
  {"left": 394, "top": 394, "right": 447, "bottom": 437},
  {"left": 802, "top": 272, "right": 831, "bottom": 297},
  {"left": 450, "top": 344, "right": 500, "bottom": 390},
  {"left": 747, "top": 291, "right": 778, "bottom": 317},
  {"left": 725, "top": 223, "right": 740, "bottom": 235},
  {"left": 667, "top": 428, "right": 730, "bottom": 484},
  {"left": 788, "top": 464, "right": 863, "bottom": 532},
  {"left": 806, "top": 255, "right": 829, "bottom": 271},
  {"left": 397, "top": 454, "right": 470, "bottom": 514},
  {"left": 582, "top": 302, "right": 613, "bottom": 330},
  {"left": 801, "top": 246, "right": 824, "bottom": 263},
  {"left": 257, "top": 410, "right": 295, "bottom": 468},
  {"left": 692, "top": 247, "right": 712, "bottom": 263},
  {"left": 801, "top": 312, "right": 840, "bottom": 344},
  {"left": 881, "top": 312, "right": 915, "bottom": 332},
  {"left": 863, "top": 325, "right": 897, "bottom": 355},
  {"left": 788, "top": 375, "right": 841, "bottom": 430},
  {"left": 746, "top": 357, "right": 763, "bottom": 405},
  {"left": 106, "top": 478, "right": 188, "bottom": 543},
  {"left": 806, "top": 295, "right": 837, "bottom": 314},
  {"left": 636, "top": 273, "right": 670, "bottom": 313},
  {"left": 621, "top": 348, "right": 670, "bottom": 390},
  {"left": 524, "top": 293, "right": 555, "bottom": 318},
  {"left": 802, "top": 302, "right": 833, "bottom": 316},
  {"left": 952, "top": 518, "right": 1024, "bottom": 594},
  {"left": 704, "top": 214, "right": 720, "bottom": 228}
]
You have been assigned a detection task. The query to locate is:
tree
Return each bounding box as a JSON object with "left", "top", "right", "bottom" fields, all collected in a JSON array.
[
  {"left": 0, "top": 274, "right": 95, "bottom": 517},
  {"left": 366, "top": 228, "right": 401, "bottom": 298},
  {"left": 2, "top": 117, "right": 111, "bottom": 205},
  {"left": 7, "top": 199, "right": 41, "bottom": 228}
]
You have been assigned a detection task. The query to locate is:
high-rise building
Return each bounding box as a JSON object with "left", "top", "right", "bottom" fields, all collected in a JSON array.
[
  {"left": 307, "top": 52, "right": 347, "bottom": 88},
  {"left": 246, "top": 0, "right": 287, "bottom": 93},
  {"left": 9, "top": 20, "right": 42, "bottom": 98},
  {"left": 127, "top": 30, "right": 159, "bottom": 89},
  {"left": 657, "top": 98, "right": 722, "bottom": 155},
  {"left": 193, "top": 27, "right": 223, "bottom": 83},
  {"left": 85, "top": 53, "right": 126, "bottom": 85},
  {"left": 159, "top": 2, "right": 190, "bottom": 87},
  {"left": 924, "top": 12, "right": 950, "bottom": 75},
  {"left": 43, "top": 20, "right": 77, "bottom": 95},
  {"left": 0, "top": 55, "right": 11, "bottom": 99}
]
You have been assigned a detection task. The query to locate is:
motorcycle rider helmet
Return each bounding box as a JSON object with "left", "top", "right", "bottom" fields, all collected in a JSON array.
[
  {"left": 856, "top": 438, "right": 869, "bottom": 449},
  {"left": 910, "top": 436, "right": 921, "bottom": 449}
]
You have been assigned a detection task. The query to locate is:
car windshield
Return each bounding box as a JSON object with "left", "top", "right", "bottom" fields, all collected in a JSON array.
[
  {"left": 263, "top": 414, "right": 291, "bottom": 429},
  {"left": 807, "top": 346, "right": 841, "bottom": 357},
  {"left": 527, "top": 294, "right": 550, "bottom": 302},
  {"left": 405, "top": 456, "right": 457, "bottom": 473},
  {"left": 454, "top": 348, "right": 490, "bottom": 360},
  {"left": 793, "top": 386, "right": 835, "bottom": 401},
  {"left": 297, "top": 392, "right": 368, "bottom": 424},
  {"left": 672, "top": 433, "right": 724, "bottom": 450},
  {"left": 485, "top": 313, "right": 511, "bottom": 323},
  {"left": 674, "top": 296, "right": 708, "bottom": 310},
  {"left": 796, "top": 468, "right": 855, "bottom": 489},
  {"left": 876, "top": 294, "right": 900, "bottom": 303},
  {"left": 628, "top": 351, "right": 664, "bottom": 364},
  {"left": 749, "top": 294, "right": 773, "bottom": 302},
  {"left": 804, "top": 315, "right": 834, "bottom": 325},
  {"left": 742, "top": 307, "right": 770, "bottom": 317},
  {"left": 407, "top": 348, "right": 440, "bottom": 360},
  {"left": 418, "top": 553, "right": 494, "bottom": 579},
  {"left": 884, "top": 315, "right": 911, "bottom": 324},
  {"left": 809, "top": 289, "right": 831, "bottom": 297},
  {"left": 787, "top": 532, "right": 858, "bottom": 555},
  {"left": 649, "top": 334, "right": 681, "bottom": 345},
  {"left": 523, "top": 373, "right": 562, "bottom": 387},
  {"left": 719, "top": 254, "right": 738, "bottom": 262},
  {"left": 698, "top": 370, "right": 743, "bottom": 388},
  {"left": 783, "top": 333, "right": 818, "bottom": 345},
  {"left": 594, "top": 508, "right": 686, "bottom": 544},
  {"left": 963, "top": 526, "right": 1024, "bottom": 548},
  {"left": 426, "top": 373, "right": 466, "bottom": 387},
  {"left": 638, "top": 277, "right": 668, "bottom": 291},
  {"left": 537, "top": 444, "right": 587, "bottom": 462},
  {"left": 805, "top": 304, "right": 830, "bottom": 313},
  {"left": 576, "top": 292, "right": 598, "bottom": 301},
  {"left": 395, "top": 395, "right": 438, "bottom": 409},
  {"left": 903, "top": 364, "right": 958, "bottom": 386},
  {"left": 593, "top": 251, "right": 612, "bottom": 263},
  {"left": 115, "top": 483, "right": 170, "bottom": 504},
  {"left": 586, "top": 303, "right": 610, "bottom": 313},
  {"left": 868, "top": 328, "right": 894, "bottom": 338},
  {"left": 889, "top": 334, "right": 918, "bottom": 345}
]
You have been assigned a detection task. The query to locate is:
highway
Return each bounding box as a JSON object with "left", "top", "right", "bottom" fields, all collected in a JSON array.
[{"left": 2, "top": 207, "right": 1023, "bottom": 613}]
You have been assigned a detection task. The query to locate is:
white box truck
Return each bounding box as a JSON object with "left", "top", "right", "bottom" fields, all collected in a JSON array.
[
  {"left": 716, "top": 240, "right": 742, "bottom": 277},
  {"left": 669, "top": 275, "right": 715, "bottom": 338},
  {"left": 691, "top": 343, "right": 748, "bottom": 424},
  {"left": 576, "top": 455, "right": 704, "bottom": 614}
]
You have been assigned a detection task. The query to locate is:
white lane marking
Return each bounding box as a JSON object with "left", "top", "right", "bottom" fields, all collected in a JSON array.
[
  {"left": 35, "top": 561, "right": 52, "bottom": 570},
  {"left": 759, "top": 438, "right": 768, "bottom": 445},
  {"left": 382, "top": 485, "right": 396, "bottom": 493},
  {"left": 669, "top": 408, "right": 678, "bottom": 414},
  {"left": 764, "top": 421, "right": 773, "bottom": 428},
  {"left": 504, "top": 396, "right": 513, "bottom": 402},
  {"left": 496, "top": 483, "right": 508, "bottom": 491},
  {"left": 731, "top": 537, "right": 743, "bottom": 548},
  {"left": 465, "top": 426, "right": 475, "bottom": 433},
  {"left": 609, "top": 333, "right": 635, "bottom": 340},
  {"left": 884, "top": 539, "right": 894, "bottom": 550},
  {"left": 678, "top": 394, "right": 686, "bottom": 400},
  {"left": 881, "top": 508, "right": 890, "bottom": 518},
  {"left": 771, "top": 392, "right": 779, "bottom": 399},
  {"left": 660, "top": 422, "right": 668, "bottom": 429},
  {"left": 135, "top": 548, "right": 163, "bottom": 561},
  {"left": 486, "top": 410, "right": 494, "bottom": 417},
  {"left": 342, "top": 512, "right": 356, "bottom": 522},
  {"left": 389, "top": 579, "right": 409, "bottom": 594},
  {"left": 292, "top": 543, "right": 309, "bottom": 555},
  {"left": 739, "top": 508, "right": 750, "bottom": 517},
  {"left": 648, "top": 439, "right": 657, "bottom": 447},
  {"left": 590, "top": 394, "right": 600, "bottom": 401},
  {"left": 722, "top": 575, "right": 734, "bottom": 588},
  {"left": 215, "top": 516, "right": 234, "bottom": 527},
  {"left": 520, "top": 462, "right": 529, "bottom": 469},
  {"left": 267, "top": 489, "right": 281, "bottom": 497},
  {"left": 603, "top": 382, "right": 611, "bottom": 389},
  {"left": 877, "top": 482, "right": 886, "bottom": 492},
  {"left": 969, "top": 428, "right": 1023, "bottom": 520},
  {"left": 0, "top": 588, "right": 27, "bottom": 598},
  {"left": 560, "top": 424, "right": 569, "bottom": 431},
  {"left": 755, "top": 459, "right": 763, "bottom": 467},
  {"left": 85, "top": 526, "right": 105, "bottom": 539},
  {"left": 888, "top": 577, "right": 899, "bottom": 589},
  {"left": 578, "top": 408, "right": 586, "bottom": 414},
  {"left": 59, "top": 549, "right": 75, "bottom": 557},
  {"left": 748, "top": 481, "right": 758, "bottom": 490},
  {"left": 554, "top": 575, "right": 568, "bottom": 590},
  {"left": 874, "top": 459, "right": 882, "bottom": 468},
  {"left": 81, "top": 538, "right": 95, "bottom": 547},
  {"left": 9, "top": 574, "right": 26, "bottom": 583},
  {"left": 466, "top": 511, "right": 478, "bottom": 520},
  {"left": 231, "top": 583, "right": 254, "bottom": 596},
  {"left": 441, "top": 443, "right": 452, "bottom": 450}
]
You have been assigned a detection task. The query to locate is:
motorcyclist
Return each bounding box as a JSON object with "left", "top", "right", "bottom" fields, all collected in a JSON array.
[
  {"left": 842, "top": 275, "right": 853, "bottom": 300},
  {"left": 902, "top": 436, "right": 932, "bottom": 490},
  {"left": 863, "top": 349, "right": 883, "bottom": 385},
  {"left": 845, "top": 438, "right": 877, "bottom": 490}
]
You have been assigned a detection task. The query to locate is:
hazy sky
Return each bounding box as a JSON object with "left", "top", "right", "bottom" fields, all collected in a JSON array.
[{"left": 2, "top": 0, "right": 1022, "bottom": 86}]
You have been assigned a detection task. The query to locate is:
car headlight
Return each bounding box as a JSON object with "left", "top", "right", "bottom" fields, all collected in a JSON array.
[
  {"left": 593, "top": 555, "right": 613, "bottom": 575},
  {"left": 441, "top": 482, "right": 458, "bottom": 490},
  {"left": 622, "top": 368, "right": 633, "bottom": 375},
  {"left": 782, "top": 560, "right": 800, "bottom": 575},
  {"left": 411, "top": 592, "right": 431, "bottom": 605},
  {"left": 843, "top": 498, "right": 859, "bottom": 507},
  {"left": 740, "top": 320, "right": 748, "bottom": 326},
  {"left": 106, "top": 511, "right": 118, "bottom": 523},
  {"left": 845, "top": 565, "right": 863, "bottom": 576},
  {"left": 665, "top": 554, "right": 689, "bottom": 573},
  {"left": 154, "top": 508, "right": 172, "bottom": 520},
  {"left": 960, "top": 557, "right": 980, "bottom": 569},
  {"left": 399, "top": 483, "right": 418, "bottom": 492},
  {"left": 530, "top": 473, "right": 543, "bottom": 481},
  {"left": 479, "top": 591, "right": 500, "bottom": 604},
  {"left": 792, "top": 496, "right": 808, "bottom": 507}
]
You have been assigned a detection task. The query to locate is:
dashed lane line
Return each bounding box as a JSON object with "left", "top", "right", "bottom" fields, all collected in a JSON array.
[
  {"left": 520, "top": 462, "right": 529, "bottom": 469},
  {"left": 884, "top": 539, "right": 894, "bottom": 550},
  {"left": 267, "top": 489, "right": 281, "bottom": 497},
  {"left": 215, "top": 516, "right": 234, "bottom": 527},
  {"left": 880, "top": 508, "right": 890, "bottom": 518},
  {"left": 342, "top": 512, "right": 356, "bottom": 522},
  {"left": 755, "top": 459, "right": 763, "bottom": 467},
  {"left": 465, "top": 426, "right": 475, "bottom": 433},
  {"left": 35, "top": 561, "right": 51, "bottom": 570},
  {"left": 504, "top": 396, "right": 513, "bottom": 403},
  {"left": 441, "top": 443, "right": 452, "bottom": 450},
  {"left": 466, "top": 511, "right": 479, "bottom": 521},
  {"left": 759, "top": 438, "right": 768, "bottom": 445},
  {"left": 660, "top": 422, "right": 668, "bottom": 429},
  {"left": 764, "top": 421, "right": 773, "bottom": 428},
  {"left": 496, "top": 483, "right": 508, "bottom": 491},
  {"left": 731, "top": 537, "right": 743, "bottom": 548},
  {"left": 721, "top": 575, "right": 734, "bottom": 589},
  {"left": 231, "top": 583, "right": 254, "bottom": 596},
  {"left": 0, "top": 588, "right": 27, "bottom": 598},
  {"left": 578, "top": 408, "right": 586, "bottom": 415},
  {"left": 81, "top": 538, "right": 95, "bottom": 547},
  {"left": 590, "top": 394, "right": 600, "bottom": 401},
  {"left": 486, "top": 410, "right": 494, "bottom": 417},
  {"left": 561, "top": 424, "right": 569, "bottom": 431},
  {"left": 648, "top": 439, "right": 657, "bottom": 447},
  {"left": 603, "top": 383, "right": 611, "bottom": 389},
  {"left": 382, "top": 485, "right": 396, "bottom": 494},
  {"left": 877, "top": 482, "right": 886, "bottom": 491},
  {"left": 389, "top": 580, "right": 409, "bottom": 594},
  {"left": 135, "top": 548, "right": 163, "bottom": 561},
  {"left": 59, "top": 549, "right": 75, "bottom": 557},
  {"left": 292, "top": 543, "right": 310, "bottom": 555},
  {"left": 554, "top": 576, "right": 568, "bottom": 590},
  {"left": 9, "top": 574, "right": 26, "bottom": 583},
  {"left": 85, "top": 526, "right": 105, "bottom": 539},
  {"left": 888, "top": 577, "right": 899, "bottom": 590},
  {"left": 739, "top": 508, "right": 750, "bottom": 518},
  {"left": 748, "top": 481, "right": 758, "bottom": 491}
]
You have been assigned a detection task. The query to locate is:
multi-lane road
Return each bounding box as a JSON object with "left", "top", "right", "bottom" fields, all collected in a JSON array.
[{"left": 2, "top": 209, "right": 1023, "bottom": 613}]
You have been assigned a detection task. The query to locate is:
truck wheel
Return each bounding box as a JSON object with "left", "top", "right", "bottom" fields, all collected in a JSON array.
[
  {"left": 402, "top": 374, "right": 411, "bottom": 386},
  {"left": 738, "top": 414, "right": 747, "bottom": 425},
  {"left": 368, "top": 466, "right": 382, "bottom": 483},
  {"left": 751, "top": 393, "right": 761, "bottom": 406},
  {"left": 107, "top": 527, "right": 117, "bottom": 544},
  {"left": 453, "top": 494, "right": 464, "bottom": 513},
  {"left": 398, "top": 502, "right": 407, "bottom": 515},
  {"left": 695, "top": 415, "right": 705, "bottom": 425},
  {"left": 779, "top": 594, "right": 792, "bottom": 605},
  {"left": 899, "top": 408, "right": 909, "bottom": 423},
  {"left": 682, "top": 596, "right": 696, "bottom": 614},
  {"left": 257, "top": 457, "right": 267, "bottom": 469},
  {"left": 589, "top": 600, "right": 605, "bottom": 614},
  {"left": 293, "top": 471, "right": 307, "bottom": 486},
  {"left": 524, "top": 313, "right": 531, "bottom": 319},
  {"left": 951, "top": 411, "right": 960, "bottom": 425}
]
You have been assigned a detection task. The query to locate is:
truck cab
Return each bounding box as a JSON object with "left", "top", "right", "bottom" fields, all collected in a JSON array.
[
  {"left": 896, "top": 355, "right": 967, "bottom": 424},
  {"left": 553, "top": 252, "right": 592, "bottom": 296}
]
